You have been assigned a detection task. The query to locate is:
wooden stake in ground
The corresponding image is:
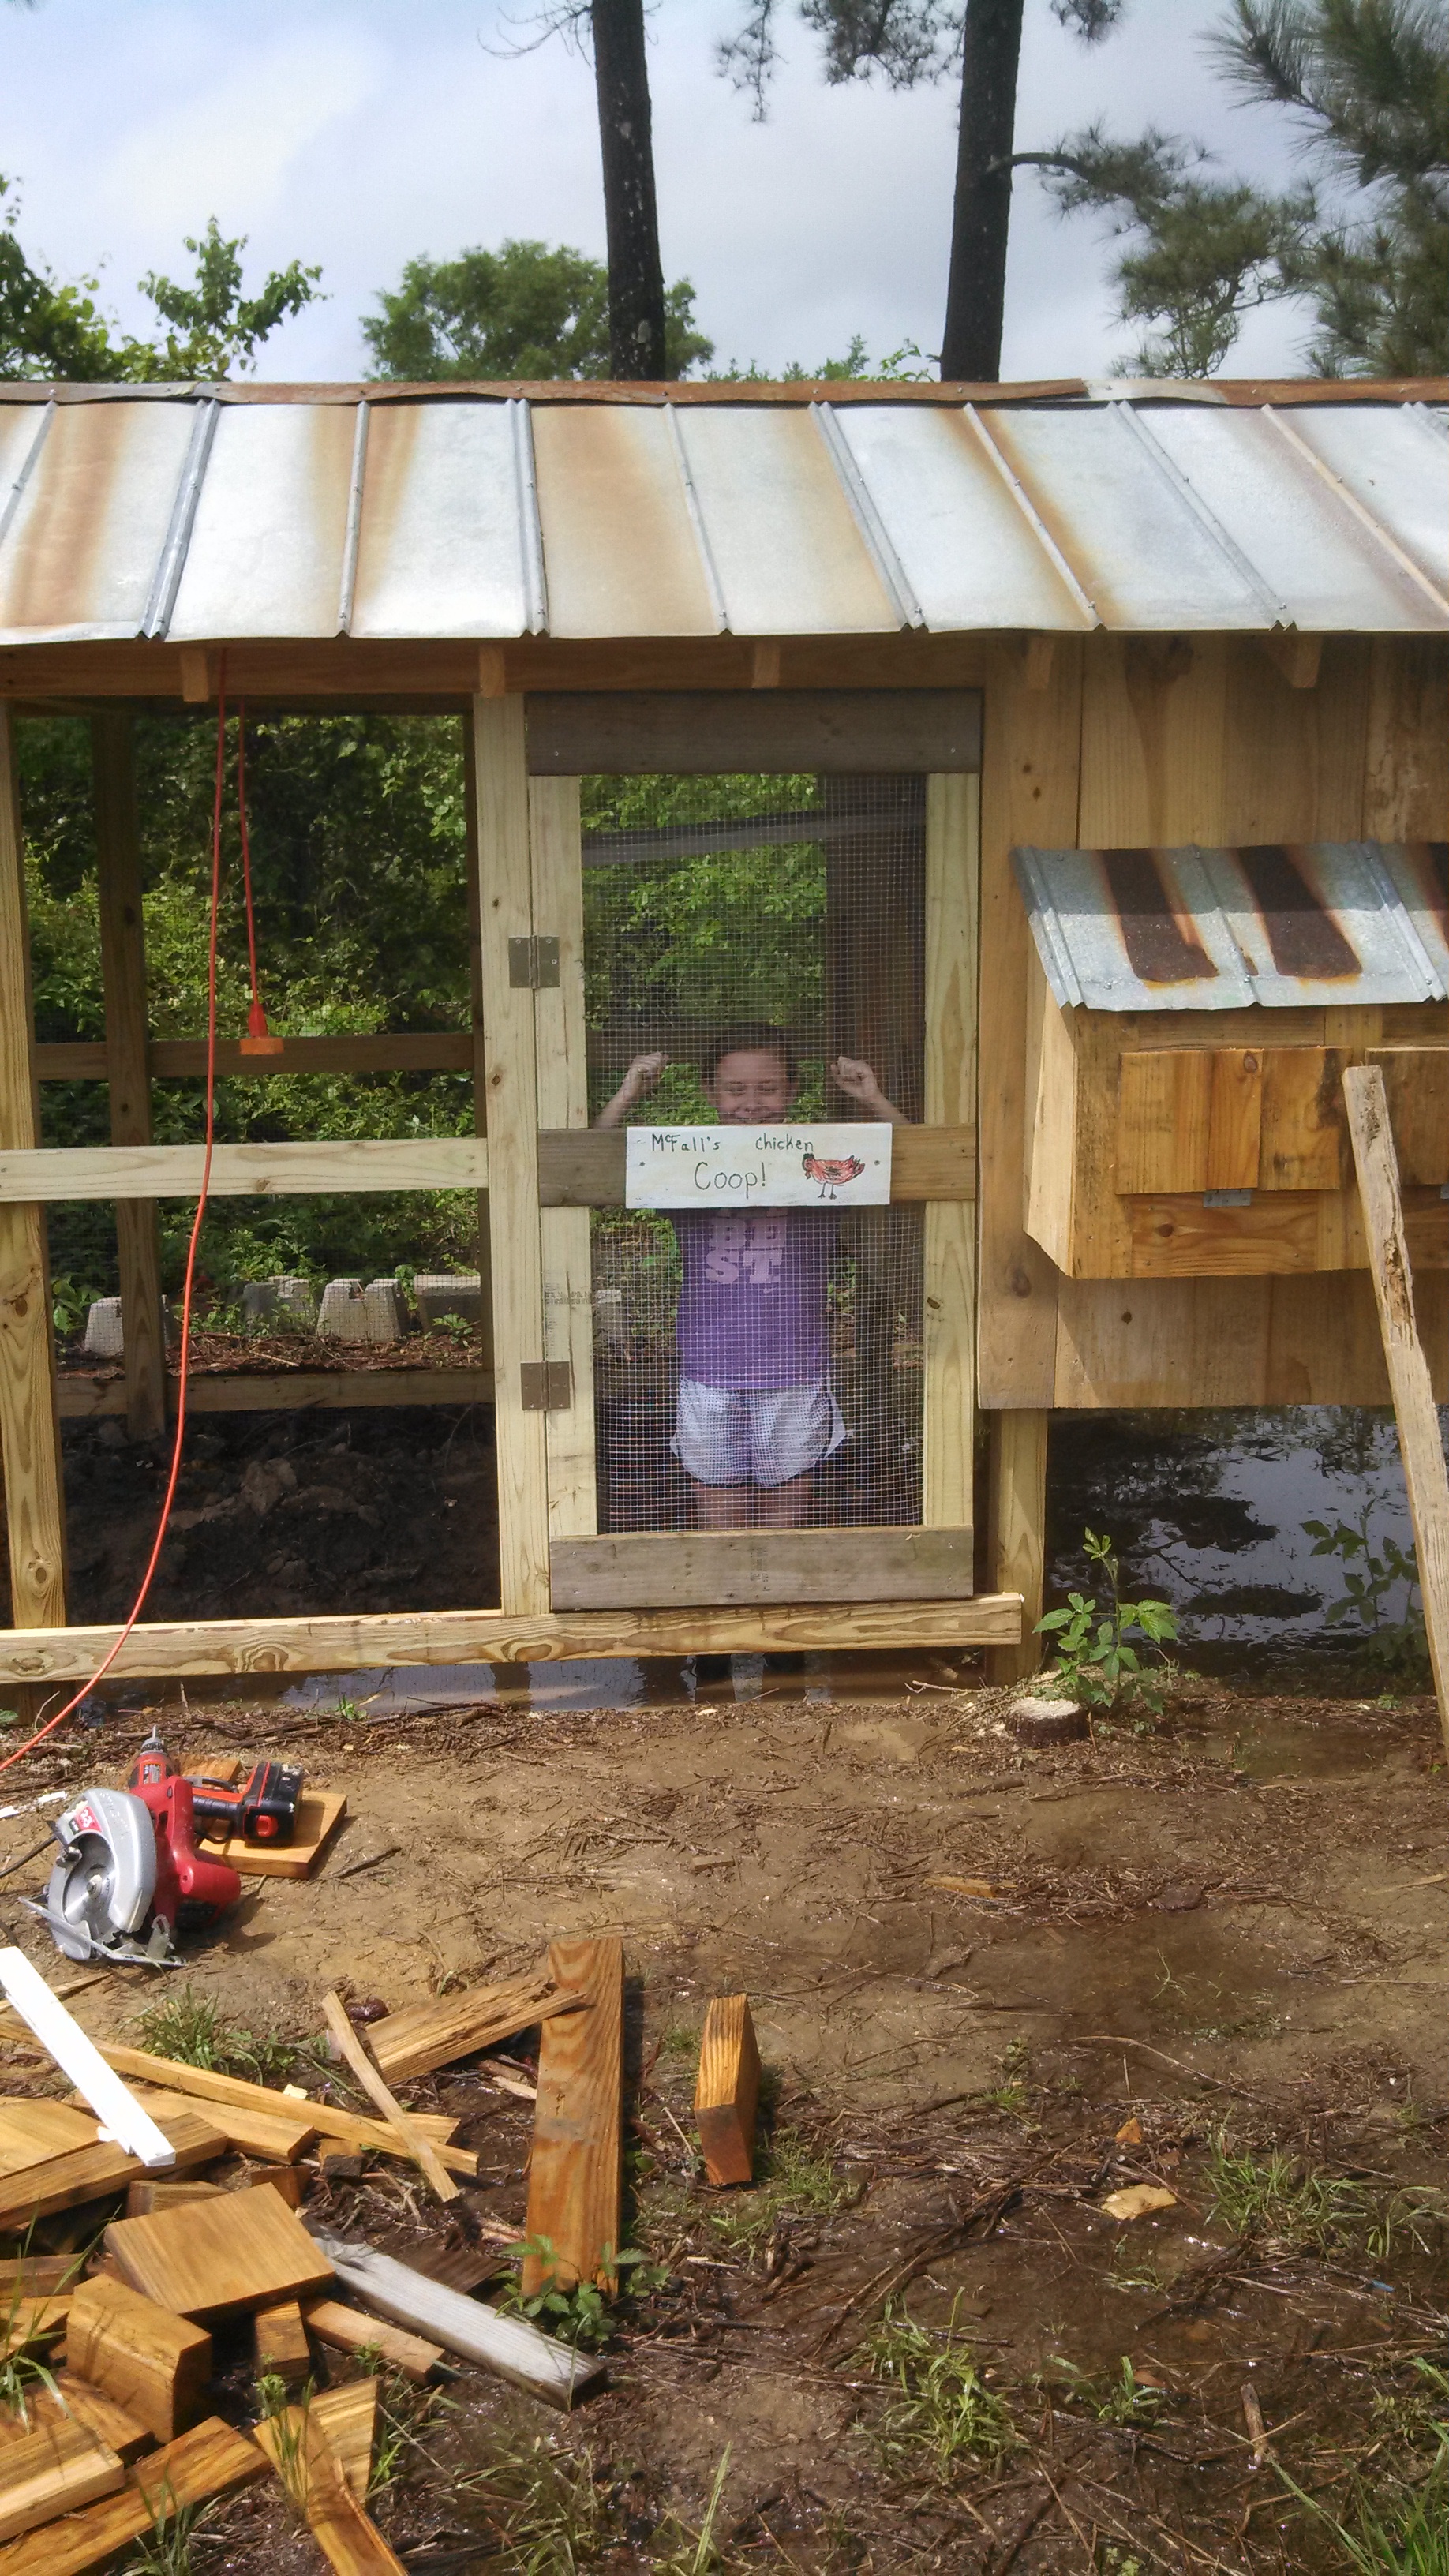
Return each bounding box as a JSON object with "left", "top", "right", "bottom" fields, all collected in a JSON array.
[
  {"left": 522, "top": 1936, "right": 623, "bottom": 2297},
  {"left": 320, "top": 1992, "right": 458, "bottom": 2203},
  {"left": 1343, "top": 1064, "right": 1449, "bottom": 1753},
  {"left": 694, "top": 1994, "right": 761, "bottom": 2187}
]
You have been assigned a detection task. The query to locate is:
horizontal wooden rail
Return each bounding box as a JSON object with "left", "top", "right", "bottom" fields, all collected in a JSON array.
[
  {"left": 551, "top": 1526, "right": 973, "bottom": 1608},
  {"left": 57, "top": 1368, "right": 494, "bottom": 1418},
  {"left": 537, "top": 1124, "right": 976, "bottom": 1206},
  {"left": 0, "top": 1593, "right": 1023, "bottom": 1682},
  {"left": 0, "top": 1138, "right": 489, "bottom": 1202},
  {"left": 36, "top": 1034, "right": 474, "bottom": 1081}
]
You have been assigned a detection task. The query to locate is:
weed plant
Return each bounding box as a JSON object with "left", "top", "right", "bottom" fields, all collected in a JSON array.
[
  {"left": 1208, "top": 2136, "right": 1443, "bottom": 2261},
  {"left": 1035, "top": 1529, "right": 1179, "bottom": 1717},
  {"left": 861, "top": 2302, "right": 1017, "bottom": 2483},
  {"left": 134, "top": 1987, "right": 300, "bottom": 2085},
  {"left": 704, "top": 2128, "right": 847, "bottom": 2259},
  {"left": 1274, "top": 2456, "right": 1449, "bottom": 2575},
  {"left": 497, "top": 2237, "right": 668, "bottom": 2349},
  {"left": 118, "top": 2490, "right": 215, "bottom": 2576}
]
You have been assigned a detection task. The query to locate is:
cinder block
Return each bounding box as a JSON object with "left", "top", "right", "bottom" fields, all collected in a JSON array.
[
  {"left": 362, "top": 1279, "right": 404, "bottom": 1342},
  {"left": 82, "top": 1297, "right": 125, "bottom": 1358},
  {"left": 241, "top": 1280, "right": 279, "bottom": 1326},
  {"left": 274, "top": 1276, "right": 317, "bottom": 1331},
  {"left": 414, "top": 1271, "right": 481, "bottom": 1330},
  {"left": 316, "top": 1278, "right": 369, "bottom": 1341}
]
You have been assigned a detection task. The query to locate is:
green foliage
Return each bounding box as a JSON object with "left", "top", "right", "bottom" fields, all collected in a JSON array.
[
  {"left": 499, "top": 2237, "right": 666, "bottom": 2349},
  {"left": 134, "top": 1985, "right": 300, "bottom": 2085},
  {"left": 1305, "top": 1506, "right": 1428, "bottom": 1678},
  {"left": 457, "top": 2431, "right": 615, "bottom": 2570},
  {"left": 50, "top": 1269, "right": 106, "bottom": 1340},
  {"left": 704, "top": 2126, "right": 848, "bottom": 2256},
  {"left": 1273, "top": 2451, "right": 1449, "bottom": 2575},
  {"left": 1035, "top": 1528, "right": 1179, "bottom": 1715},
  {"left": 706, "top": 333, "right": 933, "bottom": 380},
  {"left": 117, "top": 2492, "right": 215, "bottom": 2576},
  {"left": 0, "top": 183, "right": 321, "bottom": 381},
  {"left": 1049, "top": 2353, "right": 1168, "bottom": 2427},
  {"left": 861, "top": 2301, "right": 1017, "bottom": 2481},
  {"left": 363, "top": 238, "right": 711, "bottom": 380}
]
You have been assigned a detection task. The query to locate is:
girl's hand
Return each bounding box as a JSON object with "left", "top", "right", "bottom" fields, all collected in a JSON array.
[
  {"left": 596, "top": 1051, "right": 667, "bottom": 1126},
  {"left": 830, "top": 1054, "right": 885, "bottom": 1114}
]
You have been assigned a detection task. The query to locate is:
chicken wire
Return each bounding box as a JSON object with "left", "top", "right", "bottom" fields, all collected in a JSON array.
[{"left": 583, "top": 772, "right": 926, "bottom": 1534}]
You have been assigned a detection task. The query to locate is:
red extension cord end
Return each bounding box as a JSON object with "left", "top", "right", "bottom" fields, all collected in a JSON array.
[{"left": 240, "top": 997, "right": 284, "bottom": 1058}]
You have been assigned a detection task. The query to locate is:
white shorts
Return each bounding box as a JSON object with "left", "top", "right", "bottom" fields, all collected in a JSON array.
[{"left": 674, "top": 1379, "right": 848, "bottom": 1488}]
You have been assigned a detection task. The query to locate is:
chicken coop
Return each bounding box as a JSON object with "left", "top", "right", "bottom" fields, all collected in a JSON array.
[{"left": 0, "top": 374, "right": 1443, "bottom": 1693}]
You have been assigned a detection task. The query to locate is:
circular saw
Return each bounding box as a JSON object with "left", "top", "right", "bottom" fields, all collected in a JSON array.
[{"left": 24, "top": 1770, "right": 242, "bottom": 1970}]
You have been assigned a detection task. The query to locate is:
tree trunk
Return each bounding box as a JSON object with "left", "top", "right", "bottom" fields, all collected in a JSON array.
[
  {"left": 940, "top": 0, "right": 1026, "bottom": 381},
  {"left": 591, "top": 0, "right": 668, "bottom": 380}
]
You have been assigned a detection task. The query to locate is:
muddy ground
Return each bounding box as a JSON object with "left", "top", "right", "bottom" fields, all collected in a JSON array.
[{"left": 1, "top": 1674, "right": 1445, "bottom": 2572}]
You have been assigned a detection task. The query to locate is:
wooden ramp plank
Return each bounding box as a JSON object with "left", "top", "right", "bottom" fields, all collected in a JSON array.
[
  {"left": 105, "top": 2181, "right": 334, "bottom": 2323},
  {"left": 66, "top": 2275, "right": 212, "bottom": 2443},
  {"left": 1343, "top": 1062, "right": 1449, "bottom": 1752},
  {"left": 522, "top": 1936, "right": 622, "bottom": 2297},
  {"left": 694, "top": 1995, "right": 761, "bottom": 2187}
]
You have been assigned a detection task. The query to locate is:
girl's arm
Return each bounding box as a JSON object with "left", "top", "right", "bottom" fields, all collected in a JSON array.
[
  {"left": 594, "top": 1050, "right": 667, "bottom": 1129},
  {"left": 829, "top": 1054, "right": 911, "bottom": 1127}
]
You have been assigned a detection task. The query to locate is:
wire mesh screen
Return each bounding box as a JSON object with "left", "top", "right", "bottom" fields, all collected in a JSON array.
[{"left": 583, "top": 773, "right": 926, "bottom": 1536}]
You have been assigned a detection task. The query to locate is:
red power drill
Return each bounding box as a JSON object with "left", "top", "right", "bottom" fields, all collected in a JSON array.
[{"left": 129, "top": 1732, "right": 305, "bottom": 1848}]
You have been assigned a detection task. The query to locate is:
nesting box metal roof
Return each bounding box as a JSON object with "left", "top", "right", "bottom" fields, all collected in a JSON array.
[{"left": 0, "top": 379, "right": 1443, "bottom": 649}]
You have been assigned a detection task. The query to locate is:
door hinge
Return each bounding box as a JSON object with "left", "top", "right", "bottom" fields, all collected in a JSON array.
[
  {"left": 520, "top": 1360, "right": 573, "bottom": 1411},
  {"left": 508, "top": 934, "right": 560, "bottom": 990}
]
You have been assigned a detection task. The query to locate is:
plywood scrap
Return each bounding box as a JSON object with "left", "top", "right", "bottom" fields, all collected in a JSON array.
[
  {"left": 0, "top": 2113, "right": 224, "bottom": 2230},
  {"left": 0, "top": 1953, "right": 175, "bottom": 2170},
  {"left": 309, "top": 2233, "right": 603, "bottom": 2410},
  {"left": 94, "top": 2043, "right": 477, "bottom": 2176},
  {"left": 0, "top": 2414, "right": 124, "bottom": 2543},
  {"left": 320, "top": 1993, "right": 457, "bottom": 2204},
  {"left": 522, "top": 1937, "right": 622, "bottom": 2297},
  {"left": 694, "top": 1996, "right": 761, "bottom": 2188},
  {"left": 0, "top": 2417, "right": 265, "bottom": 2576},
  {"left": 66, "top": 2276, "right": 212, "bottom": 2444},
  {"left": 200, "top": 1790, "right": 346, "bottom": 1880},
  {"left": 367, "top": 1965, "right": 571, "bottom": 2086},
  {"left": 1344, "top": 1062, "right": 1449, "bottom": 1750},
  {"left": 304, "top": 2297, "right": 441, "bottom": 2385},
  {"left": 254, "top": 2298, "right": 311, "bottom": 2389},
  {"left": 105, "top": 2181, "right": 334, "bottom": 2323}
]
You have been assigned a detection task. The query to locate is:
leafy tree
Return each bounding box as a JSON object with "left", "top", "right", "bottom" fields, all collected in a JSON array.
[
  {"left": 718, "top": 1, "right": 1128, "bottom": 380},
  {"left": 0, "top": 185, "right": 322, "bottom": 380},
  {"left": 363, "top": 237, "right": 711, "bottom": 380},
  {"left": 706, "top": 331, "right": 931, "bottom": 380},
  {"left": 1024, "top": 0, "right": 1449, "bottom": 374}
]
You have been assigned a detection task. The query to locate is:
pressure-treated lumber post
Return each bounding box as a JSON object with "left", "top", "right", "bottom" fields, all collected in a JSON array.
[
  {"left": 694, "top": 1994, "right": 760, "bottom": 2186},
  {"left": 1343, "top": 1065, "right": 1449, "bottom": 1750},
  {"left": 0, "top": 705, "right": 67, "bottom": 1639},
  {"left": 93, "top": 713, "right": 166, "bottom": 1443},
  {"left": 472, "top": 695, "right": 551, "bottom": 1615},
  {"left": 530, "top": 774, "right": 597, "bottom": 1539},
  {"left": 923, "top": 771, "right": 979, "bottom": 1548},
  {"left": 522, "top": 1934, "right": 623, "bottom": 2296},
  {"left": 462, "top": 717, "right": 494, "bottom": 1375},
  {"left": 984, "top": 1409, "right": 1048, "bottom": 1683}
]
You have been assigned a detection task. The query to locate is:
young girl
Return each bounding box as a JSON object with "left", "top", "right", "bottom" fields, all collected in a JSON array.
[{"left": 597, "top": 1025, "right": 905, "bottom": 1528}]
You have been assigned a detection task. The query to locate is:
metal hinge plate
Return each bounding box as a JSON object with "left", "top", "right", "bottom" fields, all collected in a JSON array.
[
  {"left": 508, "top": 934, "right": 560, "bottom": 990},
  {"left": 520, "top": 1360, "right": 574, "bottom": 1411}
]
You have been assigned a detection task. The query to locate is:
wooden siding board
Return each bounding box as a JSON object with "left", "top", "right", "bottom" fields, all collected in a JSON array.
[{"left": 922, "top": 773, "right": 979, "bottom": 1534}]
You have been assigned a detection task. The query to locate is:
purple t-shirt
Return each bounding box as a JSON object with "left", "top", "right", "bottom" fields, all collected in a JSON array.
[{"left": 674, "top": 1210, "right": 837, "bottom": 1389}]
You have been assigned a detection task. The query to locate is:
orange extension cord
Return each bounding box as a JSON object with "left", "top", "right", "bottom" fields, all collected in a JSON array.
[{"left": 0, "top": 687, "right": 234, "bottom": 1778}]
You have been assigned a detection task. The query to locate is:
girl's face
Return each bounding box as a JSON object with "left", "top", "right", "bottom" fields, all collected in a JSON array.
[{"left": 705, "top": 1049, "right": 796, "bottom": 1125}]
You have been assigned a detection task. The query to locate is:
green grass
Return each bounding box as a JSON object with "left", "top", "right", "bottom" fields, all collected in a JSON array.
[
  {"left": 1275, "top": 2461, "right": 1449, "bottom": 2575},
  {"left": 860, "top": 2303, "right": 1017, "bottom": 2483},
  {"left": 704, "top": 2127, "right": 848, "bottom": 2258},
  {"left": 1047, "top": 2354, "right": 1169, "bottom": 2428},
  {"left": 457, "top": 2432, "right": 614, "bottom": 2571},
  {"left": 133, "top": 1986, "right": 304, "bottom": 2086},
  {"left": 1207, "top": 2136, "right": 1444, "bottom": 2263},
  {"left": 117, "top": 2493, "right": 216, "bottom": 2576}
]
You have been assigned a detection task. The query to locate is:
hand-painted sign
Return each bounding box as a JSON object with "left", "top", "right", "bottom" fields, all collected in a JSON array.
[{"left": 624, "top": 1123, "right": 893, "bottom": 1210}]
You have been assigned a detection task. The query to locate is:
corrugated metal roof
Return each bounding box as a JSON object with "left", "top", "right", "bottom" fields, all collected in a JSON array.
[
  {"left": 1014, "top": 840, "right": 1449, "bottom": 1011},
  {"left": 0, "top": 386, "right": 1443, "bottom": 646}
]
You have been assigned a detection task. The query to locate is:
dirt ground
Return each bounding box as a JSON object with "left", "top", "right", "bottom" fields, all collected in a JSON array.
[{"left": 1, "top": 1668, "right": 1446, "bottom": 2571}]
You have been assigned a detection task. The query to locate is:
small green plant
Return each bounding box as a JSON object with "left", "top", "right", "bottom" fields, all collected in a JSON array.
[
  {"left": 704, "top": 2127, "right": 848, "bottom": 2258},
  {"left": 650, "top": 2448, "right": 733, "bottom": 2574},
  {"left": 0, "top": 2253, "right": 83, "bottom": 2422},
  {"left": 1051, "top": 2354, "right": 1168, "bottom": 2428},
  {"left": 50, "top": 1272, "right": 105, "bottom": 1341},
  {"left": 1273, "top": 2455, "right": 1449, "bottom": 2576},
  {"left": 1207, "top": 2136, "right": 1366, "bottom": 2254},
  {"left": 498, "top": 2238, "right": 662, "bottom": 2349},
  {"left": 255, "top": 2372, "right": 311, "bottom": 2510},
  {"left": 369, "top": 2372, "right": 446, "bottom": 2497},
  {"left": 1305, "top": 1506, "right": 1429, "bottom": 1680},
  {"left": 118, "top": 2488, "right": 216, "bottom": 2576},
  {"left": 134, "top": 1986, "right": 299, "bottom": 2085},
  {"left": 861, "top": 2301, "right": 1017, "bottom": 2482},
  {"left": 1035, "top": 1530, "right": 1179, "bottom": 1716},
  {"left": 457, "top": 2429, "right": 612, "bottom": 2568},
  {"left": 982, "top": 2037, "right": 1033, "bottom": 2119}
]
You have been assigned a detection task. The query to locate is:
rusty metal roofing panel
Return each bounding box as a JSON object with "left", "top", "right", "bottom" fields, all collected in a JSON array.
[
  {"left": 673, "top": 404, "right": 899, "bottom": 634},
  {"left": 983, "top": 406, "right": 1280, "bottom": 628},
  {"left": 531, "top": 402, "right": 717, "bottom": 638},
  {"left": 167, "top": 402, "right": 355, "bottom": 638},
  {"left": 1268, "top": 405, "right": 1449, "bottom": 612},
  {"left": 1015, "top": 841, "right": 1447, "bottom": 1012},
  {"left": 0, "top": 402, "right": 51, "bottom": 556},
  {"left": 0, "top": 400, "right": 197, "bottom": 644},
  {"left": 349, "top": 399, "right": 533, "bottom": 639},
  {"left": 827, "top": 402, "right": 1094, "bottom": 630}
]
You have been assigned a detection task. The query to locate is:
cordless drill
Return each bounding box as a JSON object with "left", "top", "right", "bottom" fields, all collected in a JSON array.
[{"left": 129, "top": 1732, "right": 305, "bottom": 1847}]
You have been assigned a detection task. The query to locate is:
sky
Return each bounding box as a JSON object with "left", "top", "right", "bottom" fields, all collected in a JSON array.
[{"left": 1, "top": 0, "right": 1320, "bottom": 383}]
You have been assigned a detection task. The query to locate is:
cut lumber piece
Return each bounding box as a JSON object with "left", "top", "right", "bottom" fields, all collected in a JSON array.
[
  {"left": 0, "top": 1140, "right": 489, "bottom": 1205},
  {"left": 522, "top": 1937, "right": 622, "bottom": 2297},
  {"left": 0, "top": 2114, "right": 224, "bottom": 2231},
  {"left": 301, "top": 2406, "right": 406, "bottom": 2576},
  {"left": 1, "top": 2293, "right": 71, "bottom": 2360},
  {"left": 694, "top": 1996, "right": 761, "bottom": 2188},
  {"left": 0, "top": 2254, "right": 79, "bottom": 2296},
  {"left": 199, "top": 1788, "right": 346, "bottom": 1879},
  {"left": 43, "top": 2372, "right": 154, "bottom": 2463},
  {"left": 313, "top": 2379, "right": 377, "bottom": 2503},
  {"left": 0, "top": 2416, "right": 266, "bottom": 2576},
  {"left": 124, "top": 2177, "right": 225, "bottom": 2218},
  {"left": 1344, "top": 1063, "right": 1449, "bottom": 1751},
  {"left": 0, "top": 2099, "right": 98, "bottom": 2174},
  {"left": 252, "top": 2163, "right": 307, "bottom": 2209},
  {"left": 66, "top": 2276, "right": 212, "bottom": 2444},
  {"left": 0, "top": 1953, "right": 176, "bottom": 2170},
  {"left": 105, "top": 2181, "right": 334, "bottom": 2324},
  {"left": 0, "top": 2414, "right": 124, "bottom": 2542},
  {"left": 320, "top": 1993, "right": 458, "bottom": 2205},
  {"left": 307, "top": 2233, "right": 603, "bottom": 2410},
  {"left": 92, "top": 2044, "right": 476, "bottom": 2176},
  {"left": 118, "top": 2083, "right": 316, "bottom": 2164},
  {"left": 253, "top": 2298, "right": 312, "bottom": 2388},
  {"left": 303, "top": 2297, "right": 442, "bottom": 2384},
  {"left": 366, "top": 1965, "right": 570, "bottom": 2086}
]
